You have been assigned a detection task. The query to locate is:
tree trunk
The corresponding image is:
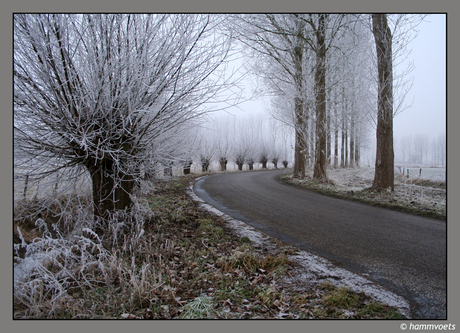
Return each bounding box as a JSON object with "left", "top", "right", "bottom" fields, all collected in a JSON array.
[
  {"left": 341, "top": 124, "right": 345, "bottom": 168},
  {"left": 183, "top": 160, "right": 192, "bottom": 175},
  {"left": 87, "top": 158, "right": 134, "bottom": 232},
  {"left": 326, "top": 102, "right": 331, "bottom": 167},
  {"left": 293, "top": 39, "right": 307, "bottom": 178},
  {"left": 371, "top": 14, "right": 394, "bottom": 191},
  {"left": 313, "top": 14, "right": 328, "bottom": 181},
  {"left": 201, "top": 158, "right": 210, "bottom": 172},
  {"left": 164, "top": 162, "right": 173, "bottom": 177},
  {"left": 219, "top": 157, "right": 227, "bottom": 171},
  {"left": 344, "top": 126, "right": 348, "bottom": 168},
  {"left": 350, "top": 113, "right": 355, "bottom": 168},
  {"left": 260, "top": 156, "right": 268, "bottom": 169},
  {"left": 334, "top": 107, "right": 339, "bottom": 169},
  {"left": 355, "top": 133, "right": 360, "bottom": 167},
  {"left": 341, "top": 86, "right": 346, "bottom": 168},
  {"left": 293, "top": 125, "right": 307, "bottom": 178},
  {"left": 309, "top": 116, "right": 314, "bottom": 168}
]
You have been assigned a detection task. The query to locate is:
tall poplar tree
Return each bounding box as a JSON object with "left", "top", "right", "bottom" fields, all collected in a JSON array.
[{"left": 371, "top": 14, "right": 395, "bottom": 191}]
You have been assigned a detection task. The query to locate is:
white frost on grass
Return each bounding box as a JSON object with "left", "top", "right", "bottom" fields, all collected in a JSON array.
[
  {"left": 289, "top": 166, "right": 446, "bottom": 217},
  {"left": 287, "top": 251, "right": 411, "bottom": 318},
  {"left": 188, "top": 181, "right": 412, "bottom": 318}
]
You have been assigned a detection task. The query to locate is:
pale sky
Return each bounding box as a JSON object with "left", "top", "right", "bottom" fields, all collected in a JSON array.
[{"left": 392, "top": 14, "right": 446, "bottom": 139}]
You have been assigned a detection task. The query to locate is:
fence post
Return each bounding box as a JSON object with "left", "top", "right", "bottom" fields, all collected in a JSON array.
[
  {"left": 419, "top": 168, "right": 422, "bottom": 177},
  {"left": 23, "top": 174, "right": 29, "bottom": 198}
]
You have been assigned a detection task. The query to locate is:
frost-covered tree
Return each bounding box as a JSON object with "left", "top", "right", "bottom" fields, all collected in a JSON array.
[
  {"left": 230, "top": 116, "right": 253, "bottom": 171},
  {"left": 234, "top": 14, "right": 352, "bottom": 180},
  {"left": 267, "top": 119, "right": 283, "bottom": 169},
  {"left": 14, "top": 14, "right": 236, "bottom": 223},
  {"left": 211, "top": 114, "right": 232, "bottom": 171},
  {"left": 231, "top": 14, "right": 312, "bottom": 178},
  {"left": 292, "top": 14, "right": 349, "bottom": 181},
  {"left": 326, "top": 19, "right": 373, "bottom": 170},
  {"left": 194, "top": 125, "right": 217, "bottom": 172}
]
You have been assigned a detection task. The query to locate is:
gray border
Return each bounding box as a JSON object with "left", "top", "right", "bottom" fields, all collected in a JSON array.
[{"left": 4, "top": 1, "right": 455, "bottom": 333}]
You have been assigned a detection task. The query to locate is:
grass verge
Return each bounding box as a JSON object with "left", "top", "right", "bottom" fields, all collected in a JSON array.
[
  {"left": 278, "top": 174, "right": 446, "bottom": 220},
  {"left": 14, "top": 174, "right": 406, "bottom": 319}
]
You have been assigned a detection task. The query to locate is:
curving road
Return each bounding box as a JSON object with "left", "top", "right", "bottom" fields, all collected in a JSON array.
[{"left": 193, "top": 169, "right": 447, "bottom": 319}]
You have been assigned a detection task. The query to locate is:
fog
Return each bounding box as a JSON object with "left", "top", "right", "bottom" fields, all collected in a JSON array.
[
  {"left": 392, "top": 14, "right": 446, "bottom": 139},
  {"left": 212, "top": 14, "right": 446, "bottom": 167}
]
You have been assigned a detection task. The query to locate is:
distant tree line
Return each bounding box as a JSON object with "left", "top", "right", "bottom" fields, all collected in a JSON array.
[{"left": 395, "top": 132, "right": 446, "bottom": 166}]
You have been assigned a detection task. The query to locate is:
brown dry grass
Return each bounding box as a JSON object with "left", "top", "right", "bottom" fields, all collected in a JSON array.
[{"left": 13, "top": 174, "right": 406, "bottom": 319}]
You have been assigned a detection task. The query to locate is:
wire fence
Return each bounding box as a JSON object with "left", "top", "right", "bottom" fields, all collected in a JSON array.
[{"left": 395, "top": 166, "right": 446, "bottom": 181}]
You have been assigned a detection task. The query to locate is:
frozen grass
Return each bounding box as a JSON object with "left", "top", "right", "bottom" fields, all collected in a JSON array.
[
  {"left": 280, "top": 166, "right": 446, "bottom": 220},
  {"left": 178, "top": 295, "right": 224, "bottom": 319},
  {"left": 14, "top": 173, "right": 408, "bottom": 319}
]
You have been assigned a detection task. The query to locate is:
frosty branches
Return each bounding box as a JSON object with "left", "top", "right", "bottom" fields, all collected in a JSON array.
[{"left": 14, "top": 14, "right": 238, "bottom": 221}]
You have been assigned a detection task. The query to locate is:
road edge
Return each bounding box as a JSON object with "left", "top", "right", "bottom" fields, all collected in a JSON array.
[{"left": 189, "top": 176, "right": 412, "bottom": 319}]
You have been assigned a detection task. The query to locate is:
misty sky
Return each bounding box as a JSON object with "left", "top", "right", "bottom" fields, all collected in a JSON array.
[{"left": 392, "top": 14, "right": 446, "bottom": 139}]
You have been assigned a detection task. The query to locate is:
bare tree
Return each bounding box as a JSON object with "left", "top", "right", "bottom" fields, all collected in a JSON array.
[
  {"left": 365, "top": 14, "right": 425, "bottom": 190},
  {"left": 292, "top": 14, "right": 349, "bottom": 181},
  {"left": 413, "top": 133, "right": 431, "bottom": 165},
  {"left": 370, "top": 14, "right": 396, "bottom": 191},
  {"left": 216, "top": 129, "right": 230, "bottom": 171},
  {"left": 231, "top": 14, "right": 313, "bottom": 178},
  {"left": 14, "top": 14, "right": 236, "bottom": 224},
  {"left": 397, "top": 132, "right": 445, "bottom": 167},
  {"left": 194, "top": 125, "right": 217, "bottom": 172},
  {"left": 398, "top": 135, "right": 408, "bottom": 165},
  {"left": 337, "top": 36, "right": 372, "bottom": 169},
  {"left": 240, "top": 14, "right": 349, "bottom": 180},
  {"left": 311, "top": 14, "right": 329, "bottom": 179},
  {"left": 207, "top": 114, "right": 232, "bottom": 172},
  {"left": 227, "top": 116, "right": 250, "bottom": 171},
  {"left": 267, "top": 118, "right": 285, "bottom": 169}
]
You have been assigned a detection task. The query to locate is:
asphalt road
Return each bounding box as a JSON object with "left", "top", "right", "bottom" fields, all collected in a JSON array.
[{"left": 193, "top": 169, "right": 447, "bottom": 319}]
